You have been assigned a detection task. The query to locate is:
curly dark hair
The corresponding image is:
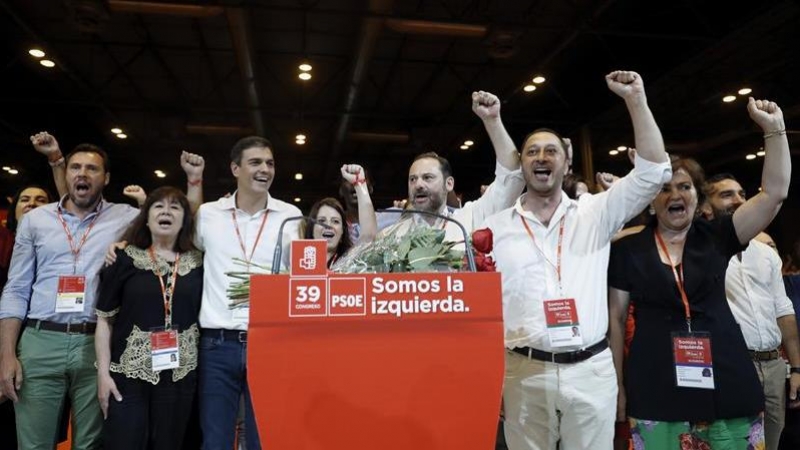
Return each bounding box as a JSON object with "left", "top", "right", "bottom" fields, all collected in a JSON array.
[{"left": 122, "top": 186, "right": 195, "bottom": 252}]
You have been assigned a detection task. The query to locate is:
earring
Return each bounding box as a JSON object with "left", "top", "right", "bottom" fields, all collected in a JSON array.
[{"left": 648, "top": 206, "right": 655, "bottom": 215}]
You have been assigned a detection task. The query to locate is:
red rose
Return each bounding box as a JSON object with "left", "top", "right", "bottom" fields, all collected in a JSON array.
[
  {"left": 472, "top": 228, "right": 494, "bottom": 253},
  {"left": 474, "top": 252, "right": 497, "bottom": 272}
]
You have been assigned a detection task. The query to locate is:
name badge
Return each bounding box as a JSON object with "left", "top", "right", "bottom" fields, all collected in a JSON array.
[
  {"left": 151, "top": 329, "right": 179, "bottom": 371},
  {"left": 543, "top": 298, "right": 583, "bottom": 347},
  {"left": 56, "top": 275, "right": 86, "bottom": 313},
  {"left": 672, "top": 332, "right": 714, "bottom": 389}
]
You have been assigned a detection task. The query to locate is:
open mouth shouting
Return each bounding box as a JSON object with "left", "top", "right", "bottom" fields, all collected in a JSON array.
[
  {"left": 532, "top": 167, "right": 552, "bottom": 182},
  {"left": 666, "top": 202, "right": 688, "bottom": 219},
  {"left": 155, "top": 216, "right": 175, "bottom": 229},
  {"left": 321, "top": 228, "right": 336, "bottom": 240},
  {"left": 74, "top": 179, "right": 91, "bottom": 196},
  {"left": 413, "top": 190, "right": 430, "bottom": 206}
]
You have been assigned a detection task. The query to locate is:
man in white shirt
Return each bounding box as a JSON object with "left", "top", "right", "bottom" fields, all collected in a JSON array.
[
  {"left": 701, "top": 173, "right": 800, "bottom": 450},
  {"left": 481, "top": 71, "right": 671, "bottom": 450},
  {"left": 378, "top": 91, "right": 525, "bottom": 244},
  {"left": 194, "top": 136, "right": 301, "bottom": 450}
]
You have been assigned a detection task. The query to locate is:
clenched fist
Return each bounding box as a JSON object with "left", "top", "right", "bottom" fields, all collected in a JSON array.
[
  {"left": 605, "top": 71, "right": 646, "bottom": 102},
  {"left": 747, "top": 98, "right": 785, "bottom": 133},
  {"left": 340, "top": 164, "right": 365, "bottom": 185},
  {"left": 472, "top": 91, "right": 501, "bottom": 121},
  {"left": 181, "top": 151, "right": 205, "bottom": 182},
  {"left": 123, "top": 185, "right": 146, "bottom": 207},
  {"left": 30, "top": 131, "right": 61, "bottom": 157}
]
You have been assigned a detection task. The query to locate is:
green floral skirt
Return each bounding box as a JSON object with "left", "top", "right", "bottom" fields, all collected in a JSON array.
[{"left": 629, "top": 415, "right": 764, "bottom": 450}]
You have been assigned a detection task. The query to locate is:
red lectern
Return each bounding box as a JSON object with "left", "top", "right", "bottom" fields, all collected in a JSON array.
[{"left": 248, "top": 240, "right": 504, "bottom": 449}]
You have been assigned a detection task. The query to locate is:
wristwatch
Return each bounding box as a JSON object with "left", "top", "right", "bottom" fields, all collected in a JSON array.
[{"left": 791, "top": 367, "right": 800, "bottom": 375}]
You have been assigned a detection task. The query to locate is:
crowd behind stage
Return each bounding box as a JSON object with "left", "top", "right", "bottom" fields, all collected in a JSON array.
[{"left": 1, "top": 70, "right": 798, "bottom": 450}]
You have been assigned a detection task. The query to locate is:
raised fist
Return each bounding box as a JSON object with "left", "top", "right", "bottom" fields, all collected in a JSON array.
[
  {"left": 181, "top": 151, "right": 205, "bottom": 182},
  {"left": 123, "top": 185, "right": 146, "bottom": 207},
  {"left": 471, "top": 91, "right": 501, "bottom": 121},
  {"left": 747, "top": 98, "right": 785, "bottom": 133},
  {"left": 595, "top": 172, "right": 620, "bottom": 192},
  {"left": 605, "top": 70, "right": 645, "bottom": 101},
  {"left": 340, "top": 164, "right": 365, "bottom": 185},
  {"left": 30, "top": 131, "right": 61, "bottom": 156}
]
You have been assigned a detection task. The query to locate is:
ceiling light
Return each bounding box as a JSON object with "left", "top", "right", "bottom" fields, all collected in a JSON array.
[
  {"left": 532, "top": 76, "right": 546, "bottom": 84},
  {"left": 295, "top": 139, "right": 305, "bottom": 145},
  {"left": 155, "top": 170, "right": 166, "bottom": 178},
  {"left": 295, "top": 134, "right": 306, "bottom": 140},
  {"left": 298, "top": 72, "right": 311, "bottom": 81},
  {"left": 738, "top": 88, "right": 752, "bottom": 95},
  {"left": 745, "top": 154, "right": 756, "bottom": 160},
  {"left": 756, "top": 150, "right": 765, "bottom": 157},
  {"left": 2, "top": 166, "right": 9, "bottom": 171},
  {"left": 28, "top": 49, "right": 45, "bottom": 58},
  {"left": 294, "top": 173, "right": 303, "bottom": 180},
  {"left": 294, "top": 197, "right": 301, "bottom": 203},
  {"left": 39, "top": 59, "right": 55, "bottom": 68},
  {"left": 111, "top": 128, "right": 122, "bottom": 134},
  {"left": 460, "top": 145, "right": 469, "bottom": 150},
  {"left": 523, "top": 84, "right": 536, "bottom": 92},
  {"left": 617, "top": 146, "right": 627, "bottom": 151},
  {"left": 464, "top": 140, "right": 474, "bottom": 146},
  {"left": 116, "top": 133, "right": 127, "bottom": 139},
  {"left": 8, "top": 169, "right": 19, "bottom": 175},
  {"left": 722, "top": 95, "right": 736, "bottom": 103},
  {"left": 299, "top": 63, "right": 312, "bottom": 72},
  {"left": 609, "top": 150, "right": 619, "bottom": 156}
]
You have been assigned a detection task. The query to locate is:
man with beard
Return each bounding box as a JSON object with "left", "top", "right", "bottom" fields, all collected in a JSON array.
[
  {"left": 378, "top": 90, "right": 525, "bottom": 244},
  {"left": 0, "top": 144, "right": 140, "bottom": 449},
  {"left": 193, "top": 136, "right": 301, "bottom": 450},
  {"left": 701, "top": 173, "right": 800, "bottom": 450},
  {"left": 480, "top": 71, "right": 671, "bottom": 450}
]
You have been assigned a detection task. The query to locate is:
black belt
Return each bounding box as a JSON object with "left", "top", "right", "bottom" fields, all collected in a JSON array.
[
  {"left": 27, "top": 319, "right": 96, "bottom": 335},
  {"left": 510, "top": 339, "right": 608, "bottom": 364},
  {"left": 749, "top": 349, "right": 780, "bottom": 361},
  {"left": 201, "top": 328, "right": 247, "bottom": 343}
]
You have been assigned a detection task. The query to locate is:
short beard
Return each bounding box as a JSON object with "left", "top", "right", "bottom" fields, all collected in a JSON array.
[{"left": 68, "top": 191, "right": 102, "bottom": 210}]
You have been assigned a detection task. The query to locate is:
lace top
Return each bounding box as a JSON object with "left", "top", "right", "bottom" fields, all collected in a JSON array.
[{"left": 96, "top": 246, "right": 203, "bottom": 384}]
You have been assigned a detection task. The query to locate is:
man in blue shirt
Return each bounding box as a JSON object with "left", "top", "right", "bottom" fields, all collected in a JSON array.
[{"left": 0, "top": 143, "right": 139, "bottom": 449}]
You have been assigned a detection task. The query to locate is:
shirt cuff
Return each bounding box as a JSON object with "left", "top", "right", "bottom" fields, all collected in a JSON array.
[{"left": 632, "top": 152, "right": 672, "bottom": 185}]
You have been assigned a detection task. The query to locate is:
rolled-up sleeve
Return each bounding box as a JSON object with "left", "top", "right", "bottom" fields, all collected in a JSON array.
[
  {"left": 0, "top": 215, "right": 36, "bottom": 320},
  {"left": 465, "top": 162, "right": 525, "bottom": 228},
  {"left": 588, "top": 154, "right": 672, "bottom": 242},
  {"left": 769, "top": 250, "right": 796, "bottom": 318}
]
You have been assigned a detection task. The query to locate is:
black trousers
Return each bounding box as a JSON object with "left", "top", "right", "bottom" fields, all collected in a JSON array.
[{"left": 103, "top": 371, "right": 197, "bottom": 450}]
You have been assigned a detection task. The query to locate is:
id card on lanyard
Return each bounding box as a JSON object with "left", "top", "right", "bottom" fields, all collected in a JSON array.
[
  {"left": 656, "top": 230, "right": 715, "bottom": 390},
  {"left": 520, "top": 215, "right": 582, "bottom": 346},
  {"left": 151, "top": 328, "right": 180, "bottom": 371},
  {"left": 55, "top": 207, "right": 101, "bottom": 313},
  {"left": 230, "top": 208, "right": 269, "bottom": 322},
  {"left": 149, "top": 248, "right": 181, "bottom": 371}
]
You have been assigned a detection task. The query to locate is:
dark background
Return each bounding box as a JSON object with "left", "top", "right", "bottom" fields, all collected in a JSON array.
[{"left": 1, "top": 0, "right": 798, "bottom": 254}]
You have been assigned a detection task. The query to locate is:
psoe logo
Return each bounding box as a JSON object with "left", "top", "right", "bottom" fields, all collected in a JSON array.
[
  {"left": 329, "top": 278, "right": 367, "bottom": 316},
  {"left": 289, "top": 278, "right": 328, "bottom": 317},
  {"left": 300, "top": 246, "right": 316, "bottom": 270}
]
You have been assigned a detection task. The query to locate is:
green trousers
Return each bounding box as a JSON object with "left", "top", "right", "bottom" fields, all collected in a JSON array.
[{"left": 15, "top": 326, "right": 102, "bottom": 450}]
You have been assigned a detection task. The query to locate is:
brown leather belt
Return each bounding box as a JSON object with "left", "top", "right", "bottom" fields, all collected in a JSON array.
[
  {"left": 27, "top": 319, "right": 96, "bottom": 335},
  {"left": 748, "top": 349, "right": 780, "bottom": 361}
]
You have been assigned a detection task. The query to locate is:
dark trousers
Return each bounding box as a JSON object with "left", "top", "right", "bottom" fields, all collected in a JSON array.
[
  {"left": 103, "top": 371, "right": 197, "bottom": 450},
  {"left": 779, "top": 380, "right": 800, "bottom": 450},
  {"left": 198, "top": 331, "right": 261, "bottom": 450}
]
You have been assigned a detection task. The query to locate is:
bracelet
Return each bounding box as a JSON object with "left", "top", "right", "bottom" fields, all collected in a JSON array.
[
  {"left": 47, "top": 152, "right": 63, "bottom": 163},
  {"left": 188, "top": 178, "right": 203, "bottom": 186},
  {"left": 791, "top": 367, "right": 800, "bottom": 375},
  {"left": 763, "top": 129, "right": 786, "bottom": 139},
  {"left": 48, "top": 157, "right": 65, "bottom": 167}
]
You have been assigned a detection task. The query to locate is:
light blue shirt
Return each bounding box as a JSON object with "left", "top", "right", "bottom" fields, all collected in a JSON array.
[{"left": 0, "top": 197, "right": 139, "bottom": 323}]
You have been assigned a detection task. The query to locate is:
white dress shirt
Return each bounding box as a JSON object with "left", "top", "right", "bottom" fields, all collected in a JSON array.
[
  {"left": 379, "top": 161, "right": 525, "bottom": 245},
  {"left": 194, "top": 193, "right": 301, "bottom": 331},
  {"left": 483, "top": 155, "right": 671, "bottom": 351},
  {"left": 726, "top": 239, "right": 795, "bottom": 351}
]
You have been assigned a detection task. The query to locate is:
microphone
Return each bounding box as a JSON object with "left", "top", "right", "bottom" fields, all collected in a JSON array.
[
  {"left": 271, "top": 216, "right": 333, "bottom": 274},
  {"left": 376, "top": 209, "right": 477, "bottom": 272}
]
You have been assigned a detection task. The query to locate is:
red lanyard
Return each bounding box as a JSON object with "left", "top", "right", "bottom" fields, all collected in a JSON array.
[
  {"left": 56, "top": 206, "right": 102, "bottom": 272},
  {"left": 231, "top": 209, "right": 269, "bottom": 269},
  {"left": 149, "top": 247, "right": 180, "bottom": 329},
  {"left": 519, "top": 214, "right": 566, "bottom": 290},
  {"left": 654, "top": 229, "right": 692, "bottom": 331}
]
